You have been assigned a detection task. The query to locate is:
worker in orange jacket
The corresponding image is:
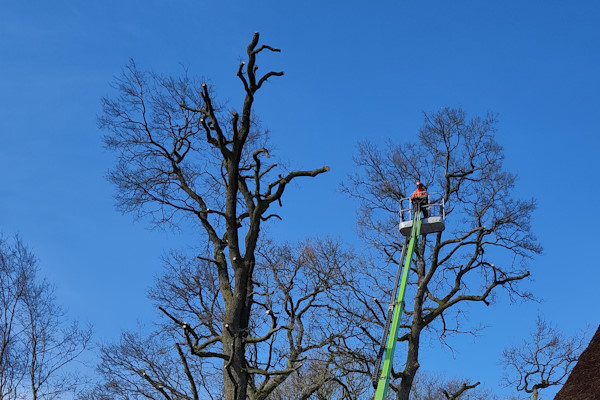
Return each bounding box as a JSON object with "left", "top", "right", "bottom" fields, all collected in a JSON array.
[{"left": 411, "top": 181, "right": 429, "bottom": 218}]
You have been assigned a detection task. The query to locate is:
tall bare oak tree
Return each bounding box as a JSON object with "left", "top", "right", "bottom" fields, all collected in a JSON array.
[
  {"left": 340, "top": 107, "right": 542, "bottom": 400},
  {"left": 96, "top": 33, "right": 341, "bottom": 400}
]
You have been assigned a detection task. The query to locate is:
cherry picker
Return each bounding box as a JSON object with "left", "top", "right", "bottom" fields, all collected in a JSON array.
[{"left": 372, "top": 197, "right": 445, "bottom": 400}]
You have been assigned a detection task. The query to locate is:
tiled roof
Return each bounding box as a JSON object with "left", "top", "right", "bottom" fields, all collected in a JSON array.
[{"left": 554, "top": 325, "right": 600, "bottom": 400}]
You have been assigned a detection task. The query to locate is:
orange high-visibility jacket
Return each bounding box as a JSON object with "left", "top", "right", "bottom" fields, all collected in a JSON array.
[{"left": 411, "top": 188, "right": 428, "bottom": 200}]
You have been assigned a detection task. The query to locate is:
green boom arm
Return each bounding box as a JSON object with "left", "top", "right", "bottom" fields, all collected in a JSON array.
[{"left": 374, "top": 210, "right": 422, "bottom": 400}]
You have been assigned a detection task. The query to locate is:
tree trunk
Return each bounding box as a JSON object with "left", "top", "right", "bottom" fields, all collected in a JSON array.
[
  {"left": 396, "top": 329, "right": 421, "bottom": 400},
  {"left": 222, "top": 259, "right": 254, "bottom": 400},
  {"left": 223, "top": 330, "right": 248, "bottom": 400},
  {"left": 222, "top": 304, "right": 250, "bottom": 400},
  {"left": 397, "top": 250, "right": 427, "bottom": 400}
]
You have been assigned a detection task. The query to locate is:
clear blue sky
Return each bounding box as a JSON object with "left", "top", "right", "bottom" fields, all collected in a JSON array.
[{"left": 1, "top": 1, "right": 599, "bottom": 398}]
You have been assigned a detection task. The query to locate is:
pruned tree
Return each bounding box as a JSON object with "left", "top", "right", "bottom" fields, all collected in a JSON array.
[
  {"left": 0, "top": 235, "right": 91, "bottom": 400},
  {"left": 96, "top": 33, "right": 339, "bottom": 400},
  {"left": 340, "top": 107, "right": 542, "bottom": 399},
  {"left": 502, "top": 316, "right": 585, "bottom": 400}
]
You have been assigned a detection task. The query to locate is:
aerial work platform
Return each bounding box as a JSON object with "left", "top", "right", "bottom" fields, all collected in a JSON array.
[
  {"left": 398, "top": 196, "right": 446, "bottom": 236},
  {"left": 399, "top": 215, "right": 445, "bottom": 236},
  {"left": 372, "top": 194, "right": 448, "bottom": 400}
]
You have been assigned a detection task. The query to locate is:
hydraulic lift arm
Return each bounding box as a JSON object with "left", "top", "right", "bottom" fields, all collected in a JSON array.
[{"left": 373, "top": 209, "right": 422, "bottom": 400}]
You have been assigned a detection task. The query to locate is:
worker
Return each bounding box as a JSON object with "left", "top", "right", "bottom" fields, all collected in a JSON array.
[{"left": 411, "top": 181, "right": 429, "bottom": 218}]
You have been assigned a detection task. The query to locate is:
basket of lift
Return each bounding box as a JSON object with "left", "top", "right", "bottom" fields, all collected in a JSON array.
[{"left": 398, "top": 195, "right": 445, "bottom": 236}]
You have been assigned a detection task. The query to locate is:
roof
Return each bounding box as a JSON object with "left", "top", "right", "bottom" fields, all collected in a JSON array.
[{"left": 554, "top": 325, "right": 600, "bottom": 400}]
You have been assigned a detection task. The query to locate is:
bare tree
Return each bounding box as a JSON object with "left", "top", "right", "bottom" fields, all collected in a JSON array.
[
  {"left": 92, "top": 240, "right": 363, "bottom": 400},
  {"left": 502, "top": 316, "right": 585, "bottom": 400},
  {"left": 259, "top": 356, "right": 368, "bottom": 400},
  {"left": 340, "top": 107, "right": 542, "bottom": 400},
  {"left": 410, "top": 371, "right": 508, "bottom": 400},
  {"left": 21, "top": 280, "right": 92, "bottom": 399},
  {"left": 0, "top": 235, "right": 91, "bottom": 400},
  {"left": 0, "top": 236, "right": 30, "bottom": 400},
  {"left": 97, "top": 33, "right": 335, "bottom": 400}
]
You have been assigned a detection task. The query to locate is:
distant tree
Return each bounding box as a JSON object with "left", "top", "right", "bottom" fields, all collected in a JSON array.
[
  {"left": 340, "top": 107, "right": 542, "bottom": 400},
  {"left": 94, "top": 33, "right": 355, "bottom": 400},
  {"left": 262, "top": 357, "right": 369, "bottom": 400},
  {"left": 502, "top": 316, "right": 585, "bottom": 400},
  {"left": 0, "top": 236, "right": 29, "bottom": 399},
  {"left": 0, "top": 235, "right": 91, "bottom": 400},
  {"left": 410, "top": 371, "right": 508, "bottom": 400}
]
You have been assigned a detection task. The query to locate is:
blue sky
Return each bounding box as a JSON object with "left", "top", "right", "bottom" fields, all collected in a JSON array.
[{"left": 1, "top": 1, "right": 599, "bottom": 398}]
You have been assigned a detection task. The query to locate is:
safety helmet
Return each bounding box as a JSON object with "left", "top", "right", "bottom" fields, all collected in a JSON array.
[{"left": 416, "top": 181, "right": 424, "bottom": 187}]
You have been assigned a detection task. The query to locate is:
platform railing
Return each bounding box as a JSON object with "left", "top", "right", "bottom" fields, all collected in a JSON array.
[{"left": 399, "top": 194, "right": 445, "bottom": 222}]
